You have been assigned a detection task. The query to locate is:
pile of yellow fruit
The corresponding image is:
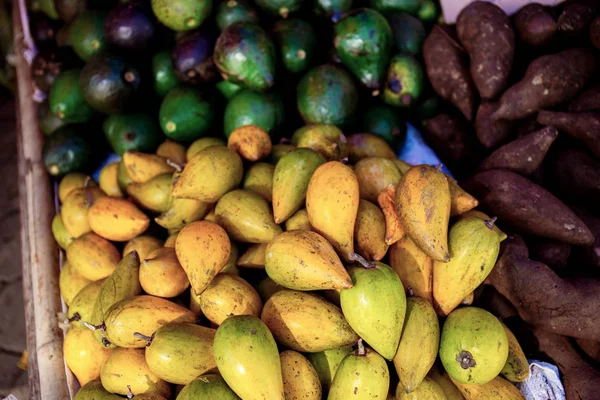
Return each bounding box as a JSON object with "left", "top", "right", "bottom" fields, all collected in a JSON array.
[{"left": 54, "top": 125, "right": 529, "bottom": 400}]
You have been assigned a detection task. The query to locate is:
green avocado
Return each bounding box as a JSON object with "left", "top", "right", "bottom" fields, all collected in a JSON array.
[
  {"left": 214, "top": 22, "right": 276, "bottom": 92},
  {"left": 215, "top": 0, "right": 258, "bottom": 31},
  {"left": 369, "top": 0, "right": 420, "bottom": 14},
  {"left": 382, "top": 54, "right": 424, "bottom": 107},
  {"left": 151, "top": 0, "right": 213, "bottom": 31},
  {"left": 363, "top": 104, "right": 406, "bottom": 146},
  {"left": 70, "top": 11, "right": 108, "bottom": 61},
  {"left": 37, "top": 0, "right": 60, "bottom": 20},
  {"left": 224, "top": 89, "right": 284, "bottom": 137},
  {"left": 255, "top": 0, "right": 304, "bottom": 18},
  {"left": 159, "top": 86, "right": 215, "bottom": 142},
  {"left": 314, "top": 0, "right": 353, "bottom": 22},
  {"left": 334, "top": 8, "right": 392, "bottom": 94},
  {"left": 177, "top": 374, "right": 241, "bottom": 400},
  {"left": 216, "top": 80, "right": 243, "bottom": 99},
  {"left": 103, "top": 113, "right": 163, "bottom": 155},
  {"left": 49, "top": 69, "right": 95, "bottom": 123},
  {"left": 418, "top": 0, "right": 438, "bottom": 22},
  {"left": 388, "top": 12, "right": 425, "bottom": 55},
  {"left": 42, "top": 126, "right": 91, "bottom": 177},
  {"left": 152, "top": 51, "right": 180, "bottom": 98},
  {"left": 273, "top": 19, "right": 317, "bottom": 74},
  {"left": 79, "top": 53, "right": 141, "bottom": 114},
  {"left": 297, "top": 64, "right": 358, "bottom": 127},
  {"left": 37, "top": 101, "right": 67, "bottom": 136}
]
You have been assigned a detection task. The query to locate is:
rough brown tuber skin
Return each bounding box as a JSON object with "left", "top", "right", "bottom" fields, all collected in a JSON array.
[
  {"left": 590, "top": 16, "right": 600, "bottom": 49},
  {"left": 475, "top": 101, "right": 514, "bottom": 149},
  {"left": 513, "top": 3, "right": 557, "bottom": 46},
  {"left": 463, "top": 169, "right": 594, "bottom": 245},
  {"left": 537, "top": 110, "right": 600, "bottom": 157},
  {"left": 423, "top": 26, "right": 477, "bottom": 121},
  {"left": 528, "top": 237, "right": 572, "bottom": 273},
  {"left": 550, "top": 147, "right": 600, "bottom": 209},
  {"left": 575, "top": 338, "right": 600, "bottom": 363},
  {"left": 571, "top": 207, "right": 600, "bottom": 269},
  {"left": 557, "top": 0, "right": 597, "bottom": 36},
  {"left": 478, "top": 126, "right": 558, "bottom": 175},
  {"left": 456, "top": 1, "right": 515, "bottom": 100},
  {"left": 490, "top": 48, "right": 597, "bottom": 121},
  {"left": 569, "top": 84, "right": 600, "bottom": 112},
  {"left": 486, "top": 235, "right": 600, "bottom": 341},
  {"left": 533, "top": 328, "right": 600, "bottom": 400}
]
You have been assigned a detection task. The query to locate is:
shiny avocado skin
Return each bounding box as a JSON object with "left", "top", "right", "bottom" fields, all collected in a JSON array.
[
  {"left": 314, "top": 0, "right": 353, "bottom": 22},
  {"left": 103, "top": 113, "right": 163, "bottom": 156},
  {"left": 369, "top": 0, "right": 420, "bottom": 14},
  {"left": 171, "top": 30, "right": 218, "bottom": 85},
  {"left": 104, "top": 2, "right": 155, "bottom": 49},
  {"left": 273, "top": 19, "right": 317, "bottom": 74},
  {"left": 223, "top": 89, "right": 284, "bottom": 137},
  {"left": 215, "top": 0, "right": 258, "bottom": 31},
  {"left": 70, "top": 11, "right": 108, "bottom": 61},
  {"left": 255, "top": 0, "right": 304, "bottom": 18},
  {"left": 363, "top": 104, "right": 406, "bottom": 147},
  {"left": 49, "top": 69, "right": 95, "bottom": 123},
  {"left": 388, "top": 12, "right": 425, "bottom": 55},
  {"left": 151, "top": 0, "right": 213, "bottom": 32},
  {"left": 159, "top": 86, "right": 215, "bottom": 142},
  {"left": 42, "top": 125, "right": 91, "bottom": 177},
  {"left": 152, "top": 51, "right": 180, "bottom": 97}
]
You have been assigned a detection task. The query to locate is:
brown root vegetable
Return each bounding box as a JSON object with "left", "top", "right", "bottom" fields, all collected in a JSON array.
[
  {"left": 516, "top": 117, "right": 544, "bottom": 138},
  {"left": 513, "top": 3, "right": 557, "bottom": 46},
  {"left": 591, "top": 16, "right": 600, "bottom": 49},
  {"left": 528, "top": 237, "right": 571, "bottom": 273},
  {"left": 550, "top": 147, "right": 600, "bottom": 208},
  {"left": 569, "top": 84, "right": 600, "bottom": 112},
  {"left": 456, "top": 1, "right": 515, "bottom": 99},
  {"left": 557, "top": 0, "right": 597, "bottom": 36},
  {"left": 478, "top": 286, "right": 519, "bottom": 320},
  {"left": 575, "top": 338, "right": 600, "bottom": 363},
  {"left": 479, "top": 126, "right": 557, "bottom": 175},
  {"left": 486, "top": 235, "right": 600, "bottom": 341},
  {"left": 533, "top": 329, "right": 600, "bottom": 400},
  {"left": 570, "top": 207, "right": 600, "bottom": 269},
  {"left": 423, "top": 25, "right": 477, "bottom": 120},
  {"left": 537, "top": 110, "right": 600, "bottom": 157},
  {"left": 475, "top": 101, "right": 514, "bottom": 149},
  {"left": 463, "top": 169, "right": 594, "bottom": 245},
  {"left": 491, "top": 48, "right": 597, "bottom": 121}
]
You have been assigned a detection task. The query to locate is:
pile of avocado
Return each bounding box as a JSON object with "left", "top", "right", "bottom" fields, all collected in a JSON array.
[{"left": 33, "top": 0, "right": 440, "bottom": 178}]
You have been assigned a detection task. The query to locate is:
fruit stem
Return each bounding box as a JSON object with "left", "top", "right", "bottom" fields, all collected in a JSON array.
[
  {"left": 80, "top": 320, "right": 103, "bottom": 332},
  {"left": 166, "top": 158, "right": 183, "bottom": 172},
  {"left": 484, "top": 217, "right": 498, "bottom": 230},
  {"left": 357, "top": 339, "right": 366, "bottom": 356},
  {"left": 134, "top": 332, "right": 154, "bottom": 344},
  {"left": 127, "top": 385, "right": 134, "bottom": 399},
  {"left": 67, "top": 312, "right": 81, "bottom": 323},
  {"left": 349, "top": 253, "right": 376, "bottom": 269}
]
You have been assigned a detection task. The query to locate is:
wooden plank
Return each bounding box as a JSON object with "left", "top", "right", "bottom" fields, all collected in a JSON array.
[{"left": 13, "top": 0, "right": 72, "bottom": 398}]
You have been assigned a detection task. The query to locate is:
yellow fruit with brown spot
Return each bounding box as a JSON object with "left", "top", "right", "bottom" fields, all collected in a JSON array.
[
  {"left": 306, "top": 161, "right": 359, "bottom": 261},
  {"left": 291, "top": 124, "right": 348, "bottom": 161},
  {"left": 395, "top": 377, "right": 446, "bottom": 399},
  {"left": 61, "top": 187, "right": 106, "bottom": 238},
  {"left": 280, "top": 350, "right": 322, "bottom": 400},
  {"left": 88, "top": 197, "right": 150, "bottom": 241},
  {"left": 123, "top": 235, "right": 163, "bottom": 260},
  {"left": 501, "top": 323, "right": 530, "bottom": 383},
  {"left": 64, "top": 327, "right": 111, "bottom": 386},
  {"left": 355, "top": 157, "right": 402, "bottom": 203},
  {"left": 59, "top": 260, "right": 93, "bottom": 306},
  {"left": 355, "top": 199, "right": 388, "bottom": 261},
  {"left": 98, "top": 163, "right": 123, "bottom": 197},
  {"left": 52, "top": 212, "right": 74, "bottom": 250},
  {"left": 122, "top": 151, "right": 176, "bottom": 183},
  {"left": 228, "top": 125, "right": 272, "bottom": 161},
  {"left": 378, "top": 184, "right": 406, "bottom": 246},
  {"left": 199, "top": 273, "right": 263, "bottom": 325},
  {"left": 448, "top": 178, "right": 478, "bottom": 216},
  {"left": 175, "top": 221, "right": 231, "bottom": 295},
  {"left": 58, "top": 172, "right": 97, "bottom": 203},
  {"left": 395, "top": 165, "right": 451, "bottom": 262},
  {"left": 101, "top": 347, "right": 171, "bottom": 397},
  {"left": 285, "top": 209, "right": 312, "bottom": 231},
  {"left": 156, "top": 139, "right": 186, "bottom": 165},
  {"left": 104, "top": 295, "right": 196, "bottom": 348},
  {"left": 389, "top": 236, "right": 433, "bottom": 303},
  {"left": 347, "top": 133, "right": 396, "bottom": 163},
  {"left": 67, "top": 232, "right": 121, "bottom": 280},
  {"left": 173, "top": 146, "right": 243, "bottom": 202},
  {"left": 186, "top": 137, "right": 226, "bottom": 160},
  {"left": 243, "top": 162, "right": 275, "bottom": 202},
  {"left": 451, "top": 376, "right": 524, "bottom": 400},
  {"left": 457, "top": 210, "right": 508, "bottom": 241},
  {"left": 140, "top": 247, "right": 190, "bottom": 298},
  {"left": 127, "top": 173, "right": 173, "bottom": 213},
  {"left": 237, "top": 243, "right": 268, "bottom": 269}
]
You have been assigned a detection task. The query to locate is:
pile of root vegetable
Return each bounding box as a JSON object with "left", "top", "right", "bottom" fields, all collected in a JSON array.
[{"left": 28, "top": 0, "right": 600, "bottom": 399}]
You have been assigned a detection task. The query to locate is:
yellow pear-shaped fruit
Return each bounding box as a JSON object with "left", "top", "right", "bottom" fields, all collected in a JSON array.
[
  {"left": 395, "top": 377, "right": 446, "bottom": 400},
  {"left": 215, "top": 189, "right": 282, "bottom": 243},
  {"left": 74, "top": 380, "right": 122, "bottom": 400},
  {"left": 156, "top": 172, "right": 212, "bottom": 231},
  {"left": 291, "top": 124, "right": 348, "bottom": 161},
  {"left": 101, "top": 347, "right": 171, "bottom": 397},
  {"left": 427, "top": 368, "right": 465, "bottom": 400},
  {"left": 378, "top": 184, "right": 406, "bottom": 246},
  {"left": 221, "top": 242, "right": 240, "bottom": 275},
  {"left": 261, "top": 290, "right": 358, "bottom": 352},
  {"left": 306, "top": 161, "right": 359, "bottom": 261},
  {"left": 285, "top": 209, "right": 312, "bottom": 231},
  {"left": 64, "top": 327, "right": 111, "bottom": 386},
  {"left": 172, "top": 146, "right": 243, "bottom": 202},
  {"left": 122, "top": 151, "right": 175, "bottom": 183},
  {"left": 501, "top": 323, "right": 530, "bottom": 383},
  {"left": 280, "top": 350, "right": 322, "bottom": 400},
  {"left": 451, "top": 376, "right": 524, "bottom": 400},
  {"left": 186, "top": 137, "right": 226, "bottom": 160},
  {"left": 140, "top": 247, "right": 190, "bottom": 298},
  {"left": 127, "top": 173, "right": 173, "bottom": 213},
  {"left": 347, "top": 133, "right": 396, "bottom": 163},
  {"left": 59, "top": 260, "right": 93, "bottom": 306},
  {"left": 164, "top": 233, "right": 177, "bottom": 248},
  {"left": 354, "top": 199, "right": 389, "bottom": 261},
  {"left": 104, "top": 295, "right": 196, "bottom": 348},
  {"left": 98, "top": 162, "right": 123, "bottom": 197},
  {"left": 61, "top": 187, "right": 106, "bottom": 238},
  {"left": 306, "top": 346, "right": 353, "bottom": 392},
  {"left": 447, "top": 178, "right": 478, "bottom": 216},
  {"left": 355, "top": 157, "right": 402, "bottom": 203},
  {"left": 123, "top": 235, "right": 163, "bottom": 260},
  {"left": 389, "top": 236, "right": 433, "bottom": 303},
  {"left": 156, "top": 139, "right": 187, "bottom": 165},
  {"left": 394, "top": 159, "right": 412, "bottom": 174},
  {"left": 117, "top": 160, "right": 133, "bottom": 191},
  {"left": 88, "top": 197, "right": 150, "bottom": 242},
  {"left": 395, "top": 165, "right": 451, "bottom": 262},
  {"left": 265, "top": 230, "right": 352, "bottom": 290},
  {"left": 58, "top": 172, "right": 97, "bottom": 203},
  {"left": 67, "top": 232, "right": 121, "bottom": 281},
  {"left": 176, "top": 220, "right": 231, "bottom": 295},
  {"left": 237, "top": 243, "right": 268, "bottom": 269},
  {"left": 243, "top": 162, "right": 275, "bottom": 202},
  {"left": 67, "top": 279, "right": 105, "bottom": 328},
  {"left": 456, "top": 210, "right": 508, "bottom": 242},
  {"left": 271, "top": 143, "right": 297, "bottom": 163},
  {"left": 228, "top": 125, "right": 272, "bottom": 162},
  {"left": 52, "top": 212, "right": 74, "bottom": 250}
]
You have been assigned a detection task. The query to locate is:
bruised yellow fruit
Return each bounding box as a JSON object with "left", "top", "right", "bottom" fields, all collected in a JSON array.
[
  {"left": 127, "top": 173, "right": 173, "bottom": 213},
  {"left": 501, "top": 323, "right": 530, "bottom": 383},
  {"left": 199, "top": 273, "right": 263, "bottom": 325},
  {"left": 395, "top": 165, "right": 451, "bottom": 262},
  {"left": 377, "top": 184, "right": 405, "bottom": 245},
  {"left": 64, "top": 327, "right": 111, "bottom": 386},
  {"left": 67, "top": 232, "right": 121, "bottom": 280},
  {"left": 59, "top": 260, "right": 92, "bottom": 306},
  {"left": 306, "top": 161, "right": 359, "bottom": 261},
  {"left": 101, "top": 347, "right": 171, "bottom": 397},
  {"left": 52, "top": 212, "right": 74, "bottom": 250},
  {"left": 98, "top": 163, "right": 123, "bottom": 197},
  {"left": 228, "top": 125, "right": 272, "bottom": 161},
  {"left": 395, "top": 377, "right": 446, "bottom": 399},
  {"left": 280, "top": 350, "right": 322, "bottom": 400},
  {"left": 355, "top": 157, "right": 402, "bottom": 203},
  {"left": 61, "top": 187, "right": 106, "bottom": 238},
  {"left": 186, "top": 137, "right": 226, "bottom": 160},
  {"left": 140, "top": 247, "right": 190, "bottom": 298},
  {"left": 285, "top": 209, "right": 312, "bottom": 231},
  {"left": 243, "top": 162, "right": 275, "bottom": 203},
  {"left": 67, "top": 279, "right": 105, "bottom": 328},
  {"left": 347, "top": 133, "right": 396, "bottom": 163},
  {"left": 237, "top": 243, "right": 268, "bottom": 269},
  {"left": 122, "top": 151, "right": 176, "bottom": 184},
  {"left": 58, "top": 172, "right": 97, "bottom": 203},
  {"left": 123, "top": 235, "right": 163, "bottom": 260},
  {"left": 448, "top": 178, "right": 478, "bottom": 217},
  {"left": 104, "top": 295, "right": 196, "bottom": 348},
  {"left": 291, "top": 124, "right": 348, "bottom": 161},
  {"left": 355, "top": 199, "right": 388, "bottom": 261},
  {"left": 389, "top": 236, "right": 433, "bottom": 303},
  {"left": 88, "top": 197, "right": 150, "bottom": 241},
  {"left": 176, "top": 221, "right": 231, "bottom": 295},
  {"left": 173, "top": 146, "right": 243, "bottom": 202},
  {"left": 156, "top": 139, "right": 186, "bottom": 165}
]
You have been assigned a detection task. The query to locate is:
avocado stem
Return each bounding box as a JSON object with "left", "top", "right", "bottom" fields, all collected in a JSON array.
[
  {"left": 349, "top": 253, "right": 376, "bottom": 269},
  {"left": 484, "top": 217, "right": 498, "bottom": 230},
  {"left": 134, "top": 332, "right": 154, "bottom": 344},
  {"left": 357, "top": 339, "right": 366, "bottom": 356}
]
